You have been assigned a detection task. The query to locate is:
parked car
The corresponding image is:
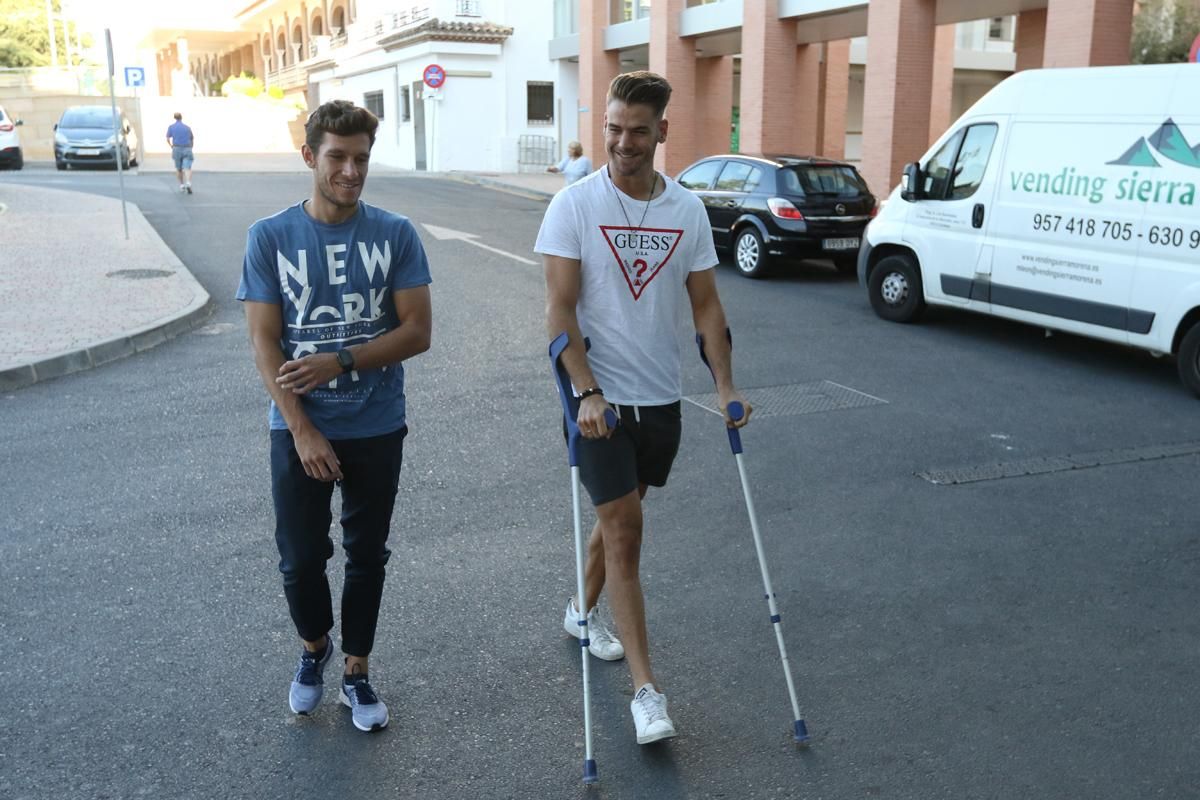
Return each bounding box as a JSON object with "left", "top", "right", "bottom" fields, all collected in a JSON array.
[
  {"left": 675, "top": 154, "right": 876, "bottom": 278},
  {"left": 0, "top": 105, "right": 24, "bottom": 170},
  {"left": 54, "top": 106, "right": 139, "bottom": 170}
]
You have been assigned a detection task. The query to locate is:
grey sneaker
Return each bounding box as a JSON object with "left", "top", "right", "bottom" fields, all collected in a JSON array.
[
  {"left": 563, "top": 597, "right": 625, "bottom": 661},
  {"left": 340, "top": 675, "right": 389, "bottom": 732},
  {"left": 631, "top": 683, "right": 676, "bottom": 744},
  {"left": 288, "top": 638, "right": 334, "bottom": 715}
]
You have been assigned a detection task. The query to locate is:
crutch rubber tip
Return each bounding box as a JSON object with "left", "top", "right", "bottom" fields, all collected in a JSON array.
[
  {"left": 793, "top": 719, "right": 810, "bottom": 745},
  {"left": 583, "top": 759, "right": 599, "bottom": 784},
  {"left": 726, "top": 400, "right": 745, "bottom": 421}
]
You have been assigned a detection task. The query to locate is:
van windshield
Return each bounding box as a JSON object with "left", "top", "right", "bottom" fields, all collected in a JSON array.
[
  {"left": 60, "top": 108, "right": 118, "bottom": 128},
  {"left": 780, "top": 165, "right": 868, "bottom": 197}
]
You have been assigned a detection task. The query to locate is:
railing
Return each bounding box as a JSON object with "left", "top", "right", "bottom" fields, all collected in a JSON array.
[
  {"left": 456, "top": 0, "right": 482, "bottom": 16},
  {"left": 518, "top": 134, "right": 556, "bottom": 174}
]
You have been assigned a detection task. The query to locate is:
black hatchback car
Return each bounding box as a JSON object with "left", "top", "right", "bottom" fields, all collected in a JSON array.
[{"left": 675, "top": 154, "right": 876, "bottom": 278}]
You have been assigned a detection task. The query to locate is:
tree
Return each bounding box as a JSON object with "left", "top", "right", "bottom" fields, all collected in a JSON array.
[
  {"left": 0, "top": 0, "right": 91, "bottom": 68},
  {"left": 1132, "top": 0, "right": 1200, "bottom": 63}
]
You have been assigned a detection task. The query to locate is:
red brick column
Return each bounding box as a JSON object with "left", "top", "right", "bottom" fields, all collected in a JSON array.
[
  {"left": 861, "top": 0, "right": 936, "bottom": 197},
  {"left": 580, "top": 2, "right": 620, "bottom": 169},
  {"left": 650, "top": 0, "right": 697, "bottom": 175},
  {"left": 695, "top": 55, "right": 734, "bottom": 157},
  {"left": 929, "top": 23, "right": 956, "bottom": 146},
  {"left": 1044, "top": 0, "right": 1135, "bottom": 67},
  {"left": 794, "top": 43, "right": 822, "bottom": 156},
  {"left": 820, "top": 39, "right": 850, "bottom": 159},
  {"left": 1015, "top": 9, "right": 1048, "bottom": 70},
  {"left": 740, "top": 0, "right": 798, "bottom": 156}
]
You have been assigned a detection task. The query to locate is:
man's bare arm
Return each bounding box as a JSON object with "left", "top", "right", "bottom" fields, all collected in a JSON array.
[{"left": 544, "top": 254, "right": 613, "bottom": 439}]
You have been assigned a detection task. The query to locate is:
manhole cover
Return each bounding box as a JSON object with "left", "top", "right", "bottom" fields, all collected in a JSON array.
[
  {"left": 107, "top": 268, "right": 175, "bottom": 280},
  {"left": 685, "top": 380, "right": 887, "bottom": 419},
  {"left": 918, "top": 441, "right": 1200, "bottom": 485}
]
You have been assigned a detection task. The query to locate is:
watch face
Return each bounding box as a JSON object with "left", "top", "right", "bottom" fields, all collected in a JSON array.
[{"left": 337, "top": 350, "right": 353, "bottom": 370}]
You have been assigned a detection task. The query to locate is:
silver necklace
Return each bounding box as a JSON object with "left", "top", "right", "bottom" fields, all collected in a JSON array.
[{"left": 608, "top": 167, "right": 658, "bottom": 230}]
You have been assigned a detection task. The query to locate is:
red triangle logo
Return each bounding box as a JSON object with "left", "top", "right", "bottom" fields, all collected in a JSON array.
[{"left": 599, "top": 226, "right": 685, "bottom": 300}]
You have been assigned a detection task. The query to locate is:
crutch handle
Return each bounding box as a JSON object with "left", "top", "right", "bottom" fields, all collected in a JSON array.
[
  {"left": 696, "top": 330, "right": 744, "bottom": 455},
  {"left": 549, "top": 333, "right": 620, "bottom": 467}
]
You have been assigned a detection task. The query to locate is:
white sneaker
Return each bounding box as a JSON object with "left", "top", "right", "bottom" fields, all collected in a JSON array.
[
  {"left": 179, "top": 184, "right": 186, "bottom": 193},
  {"left": 630, "top": 683, "right": 676, "bottom": 744},
  {"left": 562, "top": 597, "right": 625, "bottom": 661}
]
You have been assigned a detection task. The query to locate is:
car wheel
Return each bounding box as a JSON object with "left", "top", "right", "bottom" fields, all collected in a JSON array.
[
  {"left": 733, "top": 227, "right": 769, "bottom": 278},
  {"left": 130, "top": 155, "right": 138, "bottom": 168},
  {"left": 1176, "top": 323, "right": 1200, "bottom": 398},
  {"left": 55, "top": 161, "right": 66, "bottom": 171},
  {"left": 868, "top": 254, "right": 926, "bottom": 323}
]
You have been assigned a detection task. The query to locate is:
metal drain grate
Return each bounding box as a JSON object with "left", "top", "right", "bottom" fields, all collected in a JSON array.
[
  {"left": 684, "top": 380, "right": 887, "bottom": 419},
  {"left": 918, "top": 441, "right": 1200, "bottom": 485}
]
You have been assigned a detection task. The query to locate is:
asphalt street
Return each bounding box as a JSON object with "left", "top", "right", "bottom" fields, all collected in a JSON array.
[{"left": 2, "top": 165, "right": 1198, "bottom": 800}]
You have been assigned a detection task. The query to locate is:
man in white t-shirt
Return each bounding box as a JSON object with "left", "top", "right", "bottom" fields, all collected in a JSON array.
[{"left": 536, "top": 71, "right": 751, "bottom": 746}]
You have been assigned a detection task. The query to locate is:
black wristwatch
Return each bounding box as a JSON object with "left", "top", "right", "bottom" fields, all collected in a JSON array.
[{"left": 335, "top": 349, "right": 355, "bottom": 373}]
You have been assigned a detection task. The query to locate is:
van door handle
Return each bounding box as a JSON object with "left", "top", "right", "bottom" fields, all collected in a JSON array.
[
  {"left": 972, "top": 204, "right": 985, "bottom": 229},
  {"left": 724, "top": 200, "right": 738, "bottom": 208}
]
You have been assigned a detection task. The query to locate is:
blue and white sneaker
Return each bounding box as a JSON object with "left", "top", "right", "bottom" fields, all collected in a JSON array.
[
  {"left": 288, "top": 638, "right": 334, "bottom": 715},
  {"left": 340, "top": 675, "right": 389, "bottom": 732}
]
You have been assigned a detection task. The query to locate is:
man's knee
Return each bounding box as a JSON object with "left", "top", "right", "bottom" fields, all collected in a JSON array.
[{"left": 597, "top": 492, "right": 643, "bottom": 568}]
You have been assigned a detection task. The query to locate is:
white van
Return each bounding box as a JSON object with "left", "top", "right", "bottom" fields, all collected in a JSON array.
[{"left": 859, "top": 63, "right": 1200, "bottom": 396}]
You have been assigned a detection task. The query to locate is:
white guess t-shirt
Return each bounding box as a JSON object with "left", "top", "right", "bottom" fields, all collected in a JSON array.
[{"left": 535, "top": 167, "right": 719, "bottom": 406}]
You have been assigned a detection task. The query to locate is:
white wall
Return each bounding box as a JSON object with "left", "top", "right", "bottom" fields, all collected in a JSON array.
[{"left": 496, "top": 0, "right": 561, "bottom": 171}]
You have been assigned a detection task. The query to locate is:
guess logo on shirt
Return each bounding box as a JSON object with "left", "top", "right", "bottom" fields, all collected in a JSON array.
[{"left": 599, "top": 226, "right": 684, "bottom": 300}]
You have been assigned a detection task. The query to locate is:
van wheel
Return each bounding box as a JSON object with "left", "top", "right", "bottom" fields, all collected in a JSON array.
[
  {"left": 1177, "top": 324, "right": 1200, "bottom": 398},
  {"left": 733, "top": 227, "right": 769, "bottom": 278},
  {"left": 868, "top": 254, "right": 925, "bottom": 322}
]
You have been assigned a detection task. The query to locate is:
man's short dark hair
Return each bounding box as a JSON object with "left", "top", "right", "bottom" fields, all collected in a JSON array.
[
  {"left": 173, "top": 112, "right": 182, "bottom": 120},
  {"left": 304, "top": 100, "right": 379, "bottom": 152},
  {"left": 607, "top": 71, "right": 672, "bottom": 118}
]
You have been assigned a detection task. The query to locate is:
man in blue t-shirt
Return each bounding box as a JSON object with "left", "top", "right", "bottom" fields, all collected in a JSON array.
[
  {"left": 166, "top": 112, "right": 195, "bottom": 194},
  {"left": 237, "top": 99, "right": 433, "bottom": 733}
]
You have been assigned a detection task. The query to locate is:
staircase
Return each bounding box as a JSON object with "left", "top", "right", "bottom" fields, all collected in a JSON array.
[{"left": 139, "top": 94, "right": 307, "bottom": 155}]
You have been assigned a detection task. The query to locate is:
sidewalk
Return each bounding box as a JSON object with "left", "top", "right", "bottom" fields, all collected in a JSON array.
[
  {"left": 0, "top": 183, "right": 212, "bottom": 392},
  {"left": 0, "top": 166, "right": 559, "bottom": 391}
]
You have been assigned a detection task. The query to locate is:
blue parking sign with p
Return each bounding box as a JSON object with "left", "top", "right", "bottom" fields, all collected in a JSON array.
[{"left": 124, "top": 67, "right": 145, "bottom": 88}]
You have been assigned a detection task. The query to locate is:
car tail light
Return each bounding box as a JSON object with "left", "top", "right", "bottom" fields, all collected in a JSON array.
[
  {"left": 0, "top": 123, "right": 13, "bottom": 132},
  {"left": 870, "top": 203, "right": 880, "bottom": 218},
  {"left": 767, "top": 197, "right": 803, "bottom": 220}
]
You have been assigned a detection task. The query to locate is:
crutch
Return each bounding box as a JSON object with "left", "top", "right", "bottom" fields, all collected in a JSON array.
[
  {"left": 549, "top": 332, "right": 619, "bottom": 784},
  {"left": 696, "top": 329, "right": 810, "bottom": 745}
]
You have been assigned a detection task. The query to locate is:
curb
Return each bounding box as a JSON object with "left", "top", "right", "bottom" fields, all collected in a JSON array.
[
  {"left": 443, "top": 172, "right": 556, "bottom": 202},
  {"left": 0, "top": 293, "right": 214, "bottom": 393}
]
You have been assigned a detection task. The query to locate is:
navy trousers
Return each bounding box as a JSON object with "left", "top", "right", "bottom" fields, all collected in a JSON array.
[{"left": 269, "top": 426, "right": 406, "bottom": 657}]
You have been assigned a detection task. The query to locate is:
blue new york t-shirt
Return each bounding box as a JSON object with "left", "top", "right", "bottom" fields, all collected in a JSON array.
[{"left": 236, "top": 201, "right": 432, "bottom": 440}]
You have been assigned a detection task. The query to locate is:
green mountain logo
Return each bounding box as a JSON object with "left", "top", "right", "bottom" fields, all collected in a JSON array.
[
  {"left": 1110, "top": 119, "right": 1200, "bottom": 169},
  {"left": 1108, "top": 137, "right": 1160, "bottom": 167}
]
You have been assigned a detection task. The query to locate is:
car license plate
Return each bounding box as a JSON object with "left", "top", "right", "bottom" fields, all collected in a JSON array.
[
  {"left": 77, "top": 148, "right": 101, "bottom": 156},
  {"left": 822, "top": 237, "right": 860, "bottom": 251}
]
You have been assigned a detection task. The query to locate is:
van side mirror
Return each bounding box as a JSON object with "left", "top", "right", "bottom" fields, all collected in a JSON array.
[
  {"left": 53, "top": 123, "right": 58, "bottom": 131},
  {"left": 900, "top": 162, "right": 923, "bottom": 202}
]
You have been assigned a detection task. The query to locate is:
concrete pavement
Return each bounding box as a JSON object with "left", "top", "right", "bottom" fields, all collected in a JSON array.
[
  {"left": 0, "top": 182, "right": 212, "bottom": 391},
  {"left": 0, "top": 162, "right": 563, "bottom": 391}
]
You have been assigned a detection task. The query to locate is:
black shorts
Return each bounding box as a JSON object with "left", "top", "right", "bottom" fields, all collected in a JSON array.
[{"left": 571, "top": 401, "right": 682, "bottom": 507}]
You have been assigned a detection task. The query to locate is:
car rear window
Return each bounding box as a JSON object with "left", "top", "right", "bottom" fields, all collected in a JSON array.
[
  {"left": 780, "top": 165, "right": 868, "bottom": 197},
  {"left": 60, "top": 108, "right": 118, "bottom": 128},
  {"left": 0, "top": 107, "right": 8, "bottom": 122}
]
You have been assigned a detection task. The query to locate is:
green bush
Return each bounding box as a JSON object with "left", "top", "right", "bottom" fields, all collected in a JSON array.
[{"left": 267, "top": 85, "right": 284, "bottom": 100}]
